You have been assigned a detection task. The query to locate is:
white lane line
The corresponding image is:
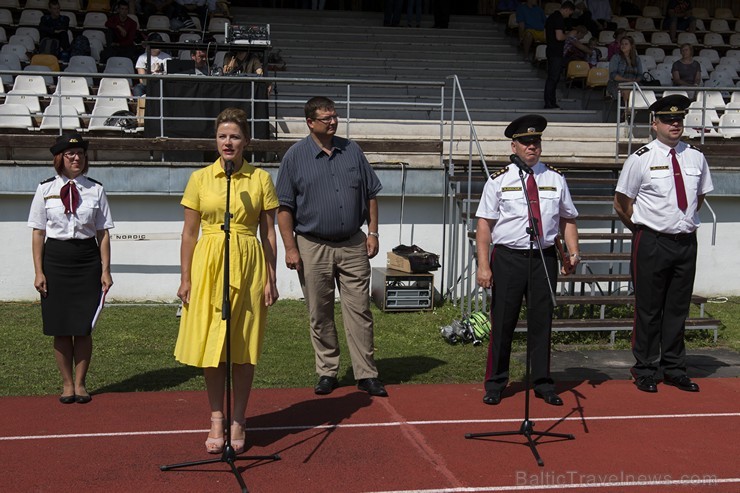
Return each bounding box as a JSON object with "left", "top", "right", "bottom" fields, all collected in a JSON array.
[
  {"left": 1, "top": 412, "right": 738, "bottom": 441},
  {"left": 364, "top": 477, "right": 740, "bottom": 493}
]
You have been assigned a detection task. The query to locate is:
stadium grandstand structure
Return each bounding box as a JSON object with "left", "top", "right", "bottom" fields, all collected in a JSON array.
[{"left": 1, "top": 4, "right": 739, "bottom": 315}]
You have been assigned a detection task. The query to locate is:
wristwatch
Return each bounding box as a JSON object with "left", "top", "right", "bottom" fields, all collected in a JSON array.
[
  {"left": 368, "top": 232, "right": 379, "bottom": 238},
  {"left": 570, "top": 252, "right": 581, "bottom": 262}
]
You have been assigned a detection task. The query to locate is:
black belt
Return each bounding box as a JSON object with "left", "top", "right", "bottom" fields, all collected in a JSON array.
[
  {"left": 47, "top": 237, "right": 97, "bottom": 244},
  {"left": 496, "top": 245, "right": 556, "bottom": 257},
  {"left": 301, "top": 231, "right": 358, "bottom": 243},
  {"left": 636, "top": 225, "right": 696, "bottom": 241}
]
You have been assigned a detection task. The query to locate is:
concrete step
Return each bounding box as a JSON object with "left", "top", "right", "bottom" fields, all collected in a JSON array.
[
  {"left": 281, "top": 63, "right": 536, "bottom": 79},
  {"left": 278, "top": 50, "right": 524, "bottom": 64},
  {"left": 239, "top": 8, "right": 499, "bottom": 30}
]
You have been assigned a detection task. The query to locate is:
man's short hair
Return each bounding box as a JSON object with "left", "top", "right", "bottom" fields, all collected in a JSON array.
[
  {"left": 304, "top": 96, "right": 335, "bottom": 120},
  {"left": 561, "top": 1, "right": 576, "bottom": 10},
  {"left": 48, "top": 0, "right": 60, "bottom": 6},
  {"left": 117, "top": 0, "right": 129, "bottom": 8}
]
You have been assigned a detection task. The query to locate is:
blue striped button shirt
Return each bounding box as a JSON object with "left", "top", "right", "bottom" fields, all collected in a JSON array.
[{"left": 276, "top": 135, "right": 382, "bottom": 240}]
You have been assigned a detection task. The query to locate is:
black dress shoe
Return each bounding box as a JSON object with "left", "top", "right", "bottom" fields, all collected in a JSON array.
[
  {"left": 664, "top": 375, "right": 700, "bottom": 392},
  {"left": 634, "top": 375, "right": 658, "bottom": 393},
  {"left": 75, "top": 394, "right": 92, "bottom": 404},
  {"left": 357, "top": 378, "right": 388, "bottom": 397},
  {"left": 59, "top": 395, "right": 76, "bottom": 404},
  {"left": 314, "top": 376, "right": 338, "bottom": 395},
  {"left": 482, "top": 390, "right": 501, "bottom": 405},
  {"left": 534, "top": 390, "right": 563, "bottom": 406}
]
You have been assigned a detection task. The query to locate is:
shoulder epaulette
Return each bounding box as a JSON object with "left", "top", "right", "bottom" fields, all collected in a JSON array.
[
  {"left": 687, "top": 143, "right": 702, "bottom": 152},
  {"left": 490, "top": 165, "right": 508, "bottom": 180},
  {"left": 87, "top": 177, "right": 102, "bottom": 185},
  {"left": 545, "top": 163, "right": 562, "bottom": 175},
  {"left": 634, "top": 146, "right": 650, "bottom": 156},
  {"left": 40, "top": 176, "right": 55, "bottom": 184}
]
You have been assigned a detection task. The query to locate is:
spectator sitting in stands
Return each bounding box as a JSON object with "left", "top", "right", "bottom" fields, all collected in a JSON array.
[
  {"left": 587, "top": 0, "right": 615, "bottom": 31},
  {"left": 608, "top": 35, "right": 642, "bottom": 118},
  {"left": 223, "top": 50, "right": 264, "bottom": 76},
  {"left": 663, "top": 0, "right": 695, "bottom": 43},
  {"left": 133, "top": 32, "right": 171, "bottom": 97},
  {"left": 606, "top": 28, "right": 625, "bottom": 61},
  {"left": 586, "top": 37, "right": 602, "bottom": 67},
  {"left": 563, "top": 25, "right": 592, "bottom": 65},
  {"left": 223, "top": 50, "right": 272, "bottom": 95},
  {"left": 102, "top": 0, "right": 140, "bottom": 63},
  {"left": 192, "top": 48, "right": 209, "bottom": 75},
  {"left": 672, "top": 43, "right": 701, "bottom": 88},
  {"left": 39, "top": 0, "right": 71, "bottom": 58},
  {"left": 517, "top": 0, "right": 546, "bottom": 61},
  {"left": 571, "top": 2, "right": 602, "bottom": 37}
]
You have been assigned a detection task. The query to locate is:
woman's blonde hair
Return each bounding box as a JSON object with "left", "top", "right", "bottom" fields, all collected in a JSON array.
[
  {"left": 621, "top": 36, "right": 637, "bottom": 66},
  {"left": 215, "top": 107, "right": 251, "bottom": 139}
]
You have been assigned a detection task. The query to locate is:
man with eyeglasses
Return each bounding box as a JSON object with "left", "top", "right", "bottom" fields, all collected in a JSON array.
[
  {"left": 614, "top": 95, "right": 713, "bottom": 394},
  {"left": 276, "top": 96, "right": 388, "bottom": 397},
  {"left": 475, "top": 114, "right": 580, "bottom": 407}
]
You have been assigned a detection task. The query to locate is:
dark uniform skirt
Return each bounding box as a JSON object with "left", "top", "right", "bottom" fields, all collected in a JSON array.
[{"left": 41, "top": 238, "right": 102, "bottom": 337}]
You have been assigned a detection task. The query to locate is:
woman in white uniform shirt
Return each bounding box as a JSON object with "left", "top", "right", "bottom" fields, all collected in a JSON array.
[{"left": 28, "top": 133, "right": 114, "bottom": 404}]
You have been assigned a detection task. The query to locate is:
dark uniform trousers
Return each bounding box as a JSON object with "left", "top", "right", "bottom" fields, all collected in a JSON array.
[
  {"left": 631, "top": 227, "right": 697, "bottom": 379},
  {"left": 485, "top": 245, "right": 558, "bottom": 394}
]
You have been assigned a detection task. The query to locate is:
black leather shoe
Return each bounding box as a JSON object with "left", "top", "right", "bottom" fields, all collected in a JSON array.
[
  {"left": 634, "top": 376, "right": 658, "bottom": 393},
  {"left": 482, "top": 390, "right": 501, "bottom": 405},
  {"left": 75, "top": 394, "right": 92, "bottom": 404},
  {"left": 664, "top": 375, "right": 700, "bottom": 392},
  {"left": 59, "top": 395, "right": 76, "bottom": 404},
  {"left": 357, "top": 378, "right": 388, "bottom": 397},
  {"left": 534, "top": 390, "right": 563, "bottom": 406},
  {"left": 314, "top": 376, "right": 338, "bottom": 395}
]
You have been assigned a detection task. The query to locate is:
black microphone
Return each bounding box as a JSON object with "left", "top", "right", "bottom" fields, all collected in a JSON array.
[
  {"left": 225, "top": 160, "right": 235, "bottom": 177},
  {"left": 509, "top": 154, "right": 533, "bottom": 175}
]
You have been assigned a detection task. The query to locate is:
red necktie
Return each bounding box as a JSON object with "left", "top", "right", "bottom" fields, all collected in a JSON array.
[
  {"left": 526, "top": 174, "right": 543, "bottom": 240},
  {"left": 670, "top": 149, "right": 688, "bottom": 212},
  {"left": 60, "top": 181, "right": 80, "bottom": 214}
]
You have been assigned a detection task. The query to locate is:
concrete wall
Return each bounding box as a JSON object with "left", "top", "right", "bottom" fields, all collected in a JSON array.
[
  {"left": 1, "top": 194, "right": 448, "bottom": 302},
  {"left": 2, "top": 192, "right": 739, "bottom": 301}
]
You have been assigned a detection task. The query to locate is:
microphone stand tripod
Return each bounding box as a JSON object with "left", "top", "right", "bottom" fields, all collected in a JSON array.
[
  {"left": 161, "top": 160, "right": 280, "bottom": 492},
  {"left": 465, "top": 166, "right": 574, "bottom": 467}
]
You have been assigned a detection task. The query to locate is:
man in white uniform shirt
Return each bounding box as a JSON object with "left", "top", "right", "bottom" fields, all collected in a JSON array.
[
  {"left": 476, "top": 114, "right": 580, "bottom": 406},
  {"left": 614, "top": 95, "right": 713, "bottom": 394}
]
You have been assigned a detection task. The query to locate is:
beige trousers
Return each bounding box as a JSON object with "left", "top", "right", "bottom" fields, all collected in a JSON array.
[{"left": 296, "top": 232, "right": 379, "bottom": 380}]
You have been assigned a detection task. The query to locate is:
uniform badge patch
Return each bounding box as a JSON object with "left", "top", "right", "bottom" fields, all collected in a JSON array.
[
  {"left": 544, "top": 164, "right": 562, "bottom": 175},
  {"left": 635, "top": 146, "right": 650, "bottom": 156}
]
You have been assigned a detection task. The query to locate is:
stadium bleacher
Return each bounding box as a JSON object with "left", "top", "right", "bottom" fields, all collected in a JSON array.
[{"left": 1, "top": 2, "right": 740, "bottom": 145}]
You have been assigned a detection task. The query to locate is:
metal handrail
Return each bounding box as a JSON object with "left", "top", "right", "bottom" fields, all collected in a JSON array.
[
  {"left": 2, "top": 69, "right": 446, "bottom": 139},
  {"left": 444, "top": 75, "right": 489, "bottom": 313}
]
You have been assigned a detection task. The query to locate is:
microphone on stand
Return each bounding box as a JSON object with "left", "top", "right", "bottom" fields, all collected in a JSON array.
[
  {"left": 225, "top": 160, "right": 235, "bottom": 177},
  {"left": 509, "top": 154, "right": 533, "bottom": 175}
]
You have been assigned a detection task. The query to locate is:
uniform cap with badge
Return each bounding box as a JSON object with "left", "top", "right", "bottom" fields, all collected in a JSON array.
[
  {"left": 649, "top": 94, "right": 690, "bottom": 123},
  {"left": 50, "top": 132, "right": 88, "bottom": 156},
  {"left": 504, "top": 114, "right": 548, "bottom": 144}
]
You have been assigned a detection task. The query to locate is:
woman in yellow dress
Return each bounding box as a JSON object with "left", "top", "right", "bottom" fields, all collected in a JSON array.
[{"left": 174, "top": 107, "right": 279, "bottom": 455}]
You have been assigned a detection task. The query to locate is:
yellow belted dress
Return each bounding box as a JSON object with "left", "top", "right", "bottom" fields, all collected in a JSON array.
[{"left": 174, "top": 160, "right": 279, "bottom": 368}]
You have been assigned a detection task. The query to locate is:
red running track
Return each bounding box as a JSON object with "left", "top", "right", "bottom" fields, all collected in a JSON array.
[{"left": 2, "top": 379, "right": 739, "bottom": 492}]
